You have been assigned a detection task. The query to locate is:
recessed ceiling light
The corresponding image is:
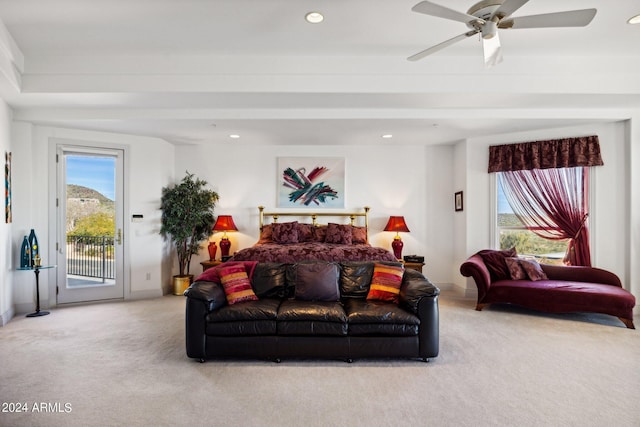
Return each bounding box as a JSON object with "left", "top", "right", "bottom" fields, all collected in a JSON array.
[
  {"left": 628, "top": 14, "right": 640, "bottom": 24},
  {"left": 229, "top": 134, "right": 240, "bottom": 139},
  {"left": 382, "top": 134, "right": 393, "bottom": 139},
  {"left": 305, "top": 12, "right": 324, "bottom": 24}
]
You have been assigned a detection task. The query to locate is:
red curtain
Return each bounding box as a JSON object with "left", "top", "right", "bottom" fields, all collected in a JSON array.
[{"left": 499, "top": 167, "right": 591, "bottom": 266}]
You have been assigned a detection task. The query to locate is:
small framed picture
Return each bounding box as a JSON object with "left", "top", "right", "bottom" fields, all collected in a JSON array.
[{"left": 454, "top": 191, "right": 463, "bottom": 212}]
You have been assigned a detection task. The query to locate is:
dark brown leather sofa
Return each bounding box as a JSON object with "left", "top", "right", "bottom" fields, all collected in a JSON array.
[
  {"left": 460, "top": 252, "right": 636, "bottom": 328},
  {"left": 184, "top": 261, "right": 440, "bottom": 362}
]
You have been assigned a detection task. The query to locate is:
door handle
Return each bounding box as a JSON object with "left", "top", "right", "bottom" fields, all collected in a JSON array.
[{"left": 117, "top": 228, "right": 122, "bottom": 245}]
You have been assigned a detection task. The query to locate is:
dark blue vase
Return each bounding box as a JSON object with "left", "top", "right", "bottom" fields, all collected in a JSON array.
[
  {"left": 20, "top": 236, "right": 30, "bottom": 268},
  {"left": 28, "top": 229, "right": 39, "bottom": 266}
]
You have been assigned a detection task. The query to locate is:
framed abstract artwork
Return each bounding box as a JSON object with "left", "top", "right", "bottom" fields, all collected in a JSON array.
[
  {"left": 5, "top": 151, "right": 11, "bottom": 223},
  {"left": 277, "top": 157, "right": 345, "bottom": 208}
]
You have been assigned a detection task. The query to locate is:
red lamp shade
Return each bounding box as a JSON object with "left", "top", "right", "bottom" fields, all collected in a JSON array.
[
  {"left": 213, "top": 215, "right": 238, "bottom": 233},
  {"left": 383, "top": 216, "right": 410, "bottom": 234},
  {"left": 383, "top": 216, "right": 410, "bottom": 260},
  {"left": 212, "top": 215, "right": 239, "bottom": 259}
]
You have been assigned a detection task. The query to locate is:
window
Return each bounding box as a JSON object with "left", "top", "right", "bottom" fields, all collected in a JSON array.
[{"left": 496, "top": 167, "right": 589, "bottom": 265}]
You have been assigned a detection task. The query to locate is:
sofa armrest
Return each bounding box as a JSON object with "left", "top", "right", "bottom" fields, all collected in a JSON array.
[
  {"left": 541, "top": 264, "right": 623, "bottom": 287},
  {"left": 184, "top": 280, "right": 227, "bottom": 311},
  {"left": 460, "top": 254, "right": 492, "bottom": 301},
  {"left": 399, "top": 268, "right": 440, "bottom": 314}
]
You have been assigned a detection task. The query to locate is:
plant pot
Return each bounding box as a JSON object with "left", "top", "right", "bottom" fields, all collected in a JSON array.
[{"left": 173, "top": 275, "right": 193, "bottom": 296}]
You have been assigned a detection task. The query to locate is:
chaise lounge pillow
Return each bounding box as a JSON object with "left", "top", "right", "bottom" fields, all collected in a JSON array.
[
  {"left": 219, "top": 265, "right": 259, "bottom": 305},
  {"left": 520, "top": 259, "right": 548, "bottom": 281},
  {"left": 294, "top": 262, "right": 340, "bottom": 302},
  {"left": 479, "top": 248, "right": 517, "bottom": 281},
  {"left": 366, "top": 263, "right": 405, "bottom": 304},
  {"left": 504, "top": 257, "right": 528, "bottom": 280}
]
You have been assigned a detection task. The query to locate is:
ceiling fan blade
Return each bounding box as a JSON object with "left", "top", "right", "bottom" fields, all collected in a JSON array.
[
  {"left": 491, "top": 0, "right": 529, "bottom": 20},
  {"left": 483, "top": 34, "right": 503, "bottom": 68},
  {"left": 407, "top": 30, "right": 478, "bottom": 61},
  {"left": 499, "top": 9, "right": 597, "bottom": 29},
  {"left": 412, "top": 1, "right": 481, "bottom": 25}
]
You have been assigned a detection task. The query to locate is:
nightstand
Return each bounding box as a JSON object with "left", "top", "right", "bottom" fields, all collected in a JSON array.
[
  {"left": 200, "top": 260, "right": 223, "bottom": 272},
  {"left": 403, "top": 261, "right": 425, "bottom": 273}
]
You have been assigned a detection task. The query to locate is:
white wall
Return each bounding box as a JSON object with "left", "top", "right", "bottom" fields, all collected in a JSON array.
[
  {"left": 174, "top": 143, "right": 456, "bottom": 286},
  {"left": 0, "top": 100, "right": 12, "bottom": 325},
  {"left": 9, "top": 124, "right": 175, "bottom": 315}
]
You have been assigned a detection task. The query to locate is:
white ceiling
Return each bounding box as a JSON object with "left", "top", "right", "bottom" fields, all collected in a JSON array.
[{"left": 0, "top": 0, "right": 639, "bottom": 146}]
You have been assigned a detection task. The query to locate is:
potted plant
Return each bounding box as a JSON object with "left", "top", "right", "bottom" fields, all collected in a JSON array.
[{"left": 160, "top": 172, "right": 219, "bottom": 295}]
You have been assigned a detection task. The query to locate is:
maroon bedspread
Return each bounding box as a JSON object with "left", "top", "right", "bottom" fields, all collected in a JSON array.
[{"left": 230, "top": 242, "right": 397, "bottom": 263}]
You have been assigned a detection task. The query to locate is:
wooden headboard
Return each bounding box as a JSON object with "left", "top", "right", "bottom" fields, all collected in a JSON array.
[{"left": 258, "top": 206, "right": 370, "bottom": 233}]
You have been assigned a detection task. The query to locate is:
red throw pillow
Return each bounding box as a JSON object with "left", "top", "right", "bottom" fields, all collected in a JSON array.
[
  {"left": 219, "top": 265, "right": 258, "bottom": 305},
  {"left": 366, "top": 263, "right": 404, "bottom": 304}
]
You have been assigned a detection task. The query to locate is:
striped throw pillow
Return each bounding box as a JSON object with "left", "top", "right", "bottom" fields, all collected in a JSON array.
[
  {"left": 366, "top": 263, "right": 404, "bottom": 304},
  {"left": 219, "top": 265, "right": 258, "bottom": 305}
]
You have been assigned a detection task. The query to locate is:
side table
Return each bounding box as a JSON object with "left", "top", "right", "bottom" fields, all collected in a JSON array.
[
  {"left": 200, "top": 260, "right": 223, "bottom": 272},
  {"left": 17, "top": 265, "right": 56, "bottom": 317}
]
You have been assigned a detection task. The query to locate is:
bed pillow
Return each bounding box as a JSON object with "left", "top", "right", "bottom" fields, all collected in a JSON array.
[
  {"left": 352, "top": 226, "right": 368, "bottom": 244},
  {"left": 296, "top": 223, "right": 314, "bottom": 242},
  {"left": 294, "top": 262, "right": 340, "bottom": 302},
  {"left": 257, "top": 224, "right": 273, "bottom": 244},
  {"left": 312, "top": 225, "right": 327, "bottom": 242},
  {"left": 504, "top": 257, "right": 527, "bottom": 280},
  {"left": 366, "top": 263, "right": 405, "bottom": 304},
  {"left": 325, "top": 223, "right": 353, "bottom": 245},
  {"left": 272, "top": 221, "right": 299, "bottom": 244},
  {"left": 520, "top": 259, "right": 548, "bottom": 281},
  {"left": 219, "top": 265, "right": 258, "bottom": 305},
  {"left": 479, "top": 248, "right": 517, "bottom": 281}
]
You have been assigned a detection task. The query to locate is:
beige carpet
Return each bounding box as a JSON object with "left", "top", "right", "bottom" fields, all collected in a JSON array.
[{"left": 0, "top": 291, "right": 638, "bottom": 427}]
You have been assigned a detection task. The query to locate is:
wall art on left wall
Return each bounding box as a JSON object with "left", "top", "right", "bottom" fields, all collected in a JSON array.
[
  {"left": 5, "top": 151, "right": 11, "bottom": 223},
  {"left": 277, "top": 157, "right": 345, "bottom": 208}
]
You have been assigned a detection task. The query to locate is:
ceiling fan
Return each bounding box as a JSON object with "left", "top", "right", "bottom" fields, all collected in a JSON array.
[{"left": 407, "top": 0, "right": 597, "bottom": 67}]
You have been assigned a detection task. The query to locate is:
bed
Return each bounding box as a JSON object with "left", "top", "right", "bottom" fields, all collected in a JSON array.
[{"left": 229, "top": 206, "right": 397, "bottom": 263}]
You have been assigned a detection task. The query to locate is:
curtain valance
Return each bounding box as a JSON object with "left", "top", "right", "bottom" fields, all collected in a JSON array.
[{"left": 488, "top": 135, "right": 603, "bottom": 173}]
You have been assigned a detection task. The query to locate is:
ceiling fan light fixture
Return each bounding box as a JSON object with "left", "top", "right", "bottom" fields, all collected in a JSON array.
[
  {"left": 305, "top": 12, "right": 324, "bottom": 24},
  {"left": 481, "top": 20, "right": 498, "bottom": 39},
  {"left": 628, "top": 14, "right": 640, "bottom": 24}
]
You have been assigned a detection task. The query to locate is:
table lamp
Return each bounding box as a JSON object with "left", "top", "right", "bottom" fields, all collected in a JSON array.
[
  {"left": 213, "top": 215, "right": 238, "bottom": 260},
  {"left": 383, "top": 216, "right": 410, "bottom": 260}
]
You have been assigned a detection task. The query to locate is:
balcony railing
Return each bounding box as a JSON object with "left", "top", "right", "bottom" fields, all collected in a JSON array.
[{"left": 66, "top": 235, "right": 115, "bottom": 281}]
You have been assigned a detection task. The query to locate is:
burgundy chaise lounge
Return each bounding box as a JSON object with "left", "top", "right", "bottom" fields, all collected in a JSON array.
[{"left": 460, "top": 251, "right": 636, "bottom": 329}]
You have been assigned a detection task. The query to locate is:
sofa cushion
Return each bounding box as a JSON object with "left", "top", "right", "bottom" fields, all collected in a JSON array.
[
  {"left": 479, "top": 248, "right": 517, "bottom": 281},
  {"left": 344, "top": 299, "right": 419, "bottom": 336},
  {"left": 294, "top": 262, "right": 340, "bottom": 302},
  {"left": 520, "top": 259, "right": 548, "bottom": 281},
  {"left": 206, "top": 298, "right": 280, "bottom": 336},
  {"left": 277, "top": 300, "right": 348, "bottom": 336},
  {"left": 505, "top": 257, "right": 527, "bottom": 280},
  {"left": 352, "top": 226, "right": 368, "bottom": 244},
  {"left": 296, "top": 223, "right": 315, "bottom": 242},
  {"left": 366, "top": 263, "right": 404, "bottom": 303},
  {"left": 251, "top": 263, "right": 287, "bottom": 298},
  {"left": 219, "top": 265, "right": 258, "bottom": 305},
  {"left": 340, "top": 261, "right": 375, "bottom": 298},
  {"left": 272, "top": 221, "right": 299, "bottom": 244}
]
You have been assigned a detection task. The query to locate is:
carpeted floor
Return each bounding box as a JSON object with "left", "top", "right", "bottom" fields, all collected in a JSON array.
[{"left": 0, "top": 291, "right": 638, "bottom": 427}]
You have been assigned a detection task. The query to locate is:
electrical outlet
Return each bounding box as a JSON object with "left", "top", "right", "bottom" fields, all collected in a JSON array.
[{"left": 145, "top": 272, "right": 151, "bottom": 280}]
